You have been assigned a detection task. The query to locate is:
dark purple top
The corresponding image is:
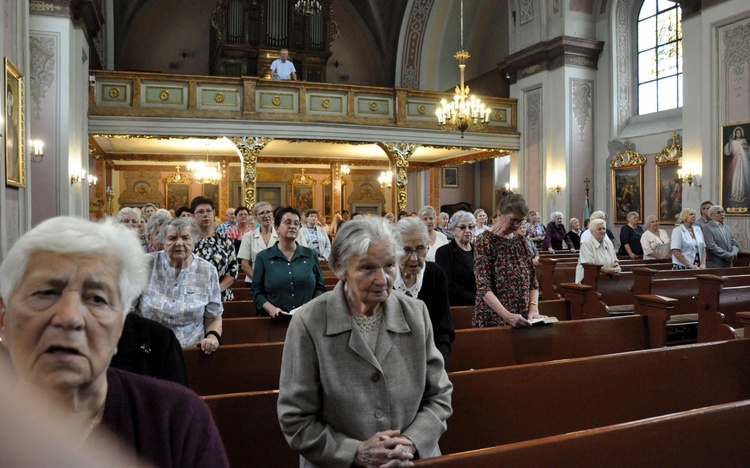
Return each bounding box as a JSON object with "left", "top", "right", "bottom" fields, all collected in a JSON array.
[
  {"left": 542, "top": 221, "right": 575, "bottom": 250},
  {"left": 97, "top": 367, "right": 229, "bottom": 467}
]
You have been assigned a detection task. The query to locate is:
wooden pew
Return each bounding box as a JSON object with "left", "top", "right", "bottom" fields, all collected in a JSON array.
[
  {"left": 204, "top": 339, "right": 750, "bottom": 467},
  {"left": 222, "top": 300, "right": 256, "bottom": 318},
  {"left": 695, "top": 274, "right": 750, "bottom": 342},
  {"left": 450, "top": 306, "right": 473, "bottom": 329},
  {"left": 232, "top": 287, "right": 253, "bottom": 301},
  {"left": 446, "top": 315, "right": 647, "bottom": 372},
  {"left": 439, "top": 339, "right": 750, "bottom": 455},
  {"left": 203, "top": 390, "right": 296, "bottom": 468},
  {"left": 184, "top": 342, "right": 283, "bottom": 396},
  {"left": 415, "top": 399, "right": 750, "bottom": 466},
  {"left": 221, "top": 317, "right": 289, "bottom": 344}
]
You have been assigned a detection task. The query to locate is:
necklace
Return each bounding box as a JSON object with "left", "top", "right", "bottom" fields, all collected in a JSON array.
[{"left": 82, "top": 404, "right": 105, "bottom": 442}]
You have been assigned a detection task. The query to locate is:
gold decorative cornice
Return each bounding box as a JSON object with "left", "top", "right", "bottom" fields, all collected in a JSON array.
[
  {"left": 610, "top": 140, "right": 646, "bottom": 168},
  {"left": 654, "top": 131, "right": 682, "bottom": 164},
  {"left": 291, "top": 168, "right": 316, "bottom": 186},
  {"left": 163, "top": 165, "right": 192, "bottom": 184}
]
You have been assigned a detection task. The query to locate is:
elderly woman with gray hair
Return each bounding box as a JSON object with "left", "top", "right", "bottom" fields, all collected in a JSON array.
[
  {"left": 435, "top": 210, "right": 477, "bottom": 307},
  {"left": 394, "top": 217, "right": 455, "bottom": 363},
  {"left": 278, "top": 217, "right": 453, "bottom": 467},
  {"left": 542, "top": 211, "right": 576, "bottom": 253},
  {"left": 618, "top": 211, "right": 644, "bottom": 258},
  {"left": 137, "top": 217, "right": 223, "bottom": 354},
  {"left": 145, "top": 208, "right": 173, "bottom": 252},
  {"left": 576, "top": 218, "right": 621, "bottom": 283},
  {"left": 640, "top": 215, "right": 670, "bottom": 260},
  {"left": 418, "top": 205, "right": 450, "bottom": 262},
  {"left": 0, "top": 216, "right": 228, "bottom": 466}
]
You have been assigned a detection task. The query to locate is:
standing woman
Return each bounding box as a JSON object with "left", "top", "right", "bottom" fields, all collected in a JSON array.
[
  {"left": 640, "top": 215, "right": 671, "bottom": 260},
  {"left": 191, "top": 196, "right": 239, "bottom": 302},
  {"left": 252, "top": 206, "right": 326, "bottom": 317},
  {"left": 472, "top": 209, "right": 489, "bottom": 239},
  {"left": 419, "top": 205, "right": 450, "bottom": 262},
  {"left": 237, "top": 201, "right": 277, "bottom": 288},
  {"left": 138, "top": 217, "right": 224, "bottom": 353},
  {"left": 298, "top": 209, "right": 331, "bottom": 261},
  {"left": 618, "top": 211, "right": 644, "bottom": 258},
  {"left": 435, "top": 210, "right": 477, "bottom": 306},
  {"left": 226, "top": 206, "right": 254, "bottom": 252},
  {"left": 576, "top": 219, "right": 621, "bottom": 283},
  {"left": 394, "top": 218, "right": 455, "bottom": 363},
  {"left": 671, "top": 208, "right": 706, "bottom": 270},
  {"left": 567, "top": 218, "right": 583, "bottom": 250},
  {"left": 474, "top": 194, "right": 545, "bottom": 328},
  {"left": 542, "top": 212, "right": 576, "bottom": 253}
]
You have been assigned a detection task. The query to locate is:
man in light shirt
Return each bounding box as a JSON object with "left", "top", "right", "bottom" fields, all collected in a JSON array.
[{"left": 269, "top": 48, "right": 298, "bottom": 80}]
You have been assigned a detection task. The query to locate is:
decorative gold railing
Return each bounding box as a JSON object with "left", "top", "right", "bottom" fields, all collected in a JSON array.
[{"left": 89, "top": 70, "right": 517, "bottom": 135}]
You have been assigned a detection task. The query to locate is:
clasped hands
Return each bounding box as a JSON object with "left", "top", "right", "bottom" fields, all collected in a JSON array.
[{"left": 355, "top": 430, "right": 415, "bottom": 468}]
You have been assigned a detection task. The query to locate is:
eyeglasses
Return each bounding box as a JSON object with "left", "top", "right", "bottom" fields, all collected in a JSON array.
[
  {"left": 194, "top": 209, "right": 213, "bottom": 216},
  {"left": 120, "top": 219, "right": 139, "bottom": 224},
  {"left": 455, "top": 224, "right": 476, "bottom": 231},
  {"left": 257, "top": 210, "right": 273, "bottom": 217},
  {"left": 403, "top": 245, "right": 428, "bottom": 257},
  {"left": 282, "top": 220, "right": 301, "bottom": 227},
  {"left": 506, "top": 215, "right": 525, "bottom": 226}
]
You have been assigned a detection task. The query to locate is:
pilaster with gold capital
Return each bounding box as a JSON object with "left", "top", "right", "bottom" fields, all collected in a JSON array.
[
  {"left": 380, "top": 142, "right": 419, "bottom": 214},
  {"left": 229, "top": 136, "right": 272, "bottom": 212}
]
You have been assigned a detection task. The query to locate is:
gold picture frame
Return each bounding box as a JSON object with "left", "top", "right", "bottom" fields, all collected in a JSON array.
[
  {"left": 721, "top": 121, "right": 750, "bottom": 215},
  {"left": 5, "top": 57, "right": 25, "bottom": 188},
  {"left": 290, "top": 168, "right": 315, "bottom": 211},
  {"left": 611, "top": 166, "right": 643, "bottom": 224}
]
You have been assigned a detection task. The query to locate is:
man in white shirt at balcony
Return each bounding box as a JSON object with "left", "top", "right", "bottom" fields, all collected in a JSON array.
[{"left": 270, "top": 48, "right": 297, "bottom": 80}]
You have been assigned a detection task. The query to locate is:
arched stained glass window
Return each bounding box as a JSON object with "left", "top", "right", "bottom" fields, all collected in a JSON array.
[{"left": 637, "top": 0, "right": 683, "bottom": 114}]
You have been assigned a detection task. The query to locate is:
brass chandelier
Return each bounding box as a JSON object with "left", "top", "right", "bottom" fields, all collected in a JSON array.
[
  {"left": 295, "top": 0, "right": 322, "bottom": 15},
  {"left": 436, "top": 0, "right": 491, "bottom": 138}
]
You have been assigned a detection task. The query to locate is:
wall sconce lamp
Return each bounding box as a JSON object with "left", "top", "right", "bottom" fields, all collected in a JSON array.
[
  {"left": 504, "top": 183, "right": 517, "bottom": 193},
  {"left": 70, "top": 169, "right": 86, "bottom": 185},
  {"left": 378, "top": 170, "right": 393, "bottom": 189},
  {"left": 548, "top": 184, "right": 563, "bottom": 196},
  {"left": 678, "top": 168, "right": 701, "bottom": 187},
  {"left": 88, "top": 174, "right": 98, "bottom": 186},
  {"left": 31, "top": 140, "right": 44, "bottom": 163}
]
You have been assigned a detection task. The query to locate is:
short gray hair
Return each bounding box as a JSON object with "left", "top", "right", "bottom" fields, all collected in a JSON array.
[
  {"left": 627, "top": 211, "right": 640, "bottom": 221},
  {"left": 589, "top": 211, "right": 606, "bottom": 220},
  {"left": 330, "top": 217, "right": 401, "bottom": 276},
  {"left": 447, "top": 210, "right": 476, "bottom": 232},
  {"left": 418, "top": 205, "right": 437, "bottom": 218},
  {"left": 708, "top": 205, "right": 725, "bottom": 217},
  {"left": 438, "top": 212, "right": 449, "bottom": 222},
  {"left": 394, "top": 217, "right": 430, "bottom": 258},
  {"left": 644, "top": 215, "right": 658, "bottom": 225},
  {"left": 589, "top": 218, "right": 606, "bottom": 232},
  {"left": 550, "top": 212, "right": 563, "bottom": 222},
  {"left": 159, "top": 217, "right": 200, "bottom": 247},
  {"left": 117, "top": 207, "right": 140, "bottom": 222},
  {"left": 254, "top": 201, "right": 272, "bottom": 216},
  {"left": 0, "top": 217, "right": 148, "bottom": 317},
  {"left": 474, "top": 209, "right": 487, "bottom": 218},
  {"left": 569, "top": 217, "right": 579, "bottom": 227},
  {"left": 146, "top": 209, "right": 173, "bottom": 239}
]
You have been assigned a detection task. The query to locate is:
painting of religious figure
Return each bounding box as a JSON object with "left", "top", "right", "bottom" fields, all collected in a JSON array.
[
  {"left": 611, "top": 166, "right": 643, "bottom": 224},
  {"left": 656, "top": 163, "right": 681, "bottom": 224},
  {"left": 293, "top": 185, "right": 313, "bottom": 211},
  {"left": 721, "top": 122, "right": 750, "bottom": 215}
]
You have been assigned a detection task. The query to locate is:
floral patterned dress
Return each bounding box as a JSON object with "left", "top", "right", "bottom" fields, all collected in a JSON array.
[
  {"left": 473, "top": 230, "right": 538, "bottom": 327},
  {"left": 195, "top": 230, "right": 239, "bottom": 302}
]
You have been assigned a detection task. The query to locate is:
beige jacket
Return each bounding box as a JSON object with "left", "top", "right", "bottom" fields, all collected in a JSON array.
[{"left": 277, "top": 282, "right": 453, "bottom": 467}]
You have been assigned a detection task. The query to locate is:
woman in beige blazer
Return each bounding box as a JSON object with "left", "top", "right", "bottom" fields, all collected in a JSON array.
[{"left": 278, "top": 217, "right": 453, "bottom": 467}]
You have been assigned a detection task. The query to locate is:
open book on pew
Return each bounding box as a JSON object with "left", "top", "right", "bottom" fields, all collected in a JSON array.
[{"left": 528, "top": 317, "right": 559, "bottom": 326}]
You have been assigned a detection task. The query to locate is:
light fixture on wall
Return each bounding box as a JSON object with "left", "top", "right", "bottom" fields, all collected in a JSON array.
[
  {"left": 435, "top": 0, "right": 491, "bottom": 138},
  {"left": 677, "top": 167, "right": 701, "bottom": 187},
  {"left": 378, "top": 170, "right": 393, "bottom": 189},
  {"left": 88, "top": 174, "right": 98, "bottom": 186},
  {"left": 548, "top": 184, "right": 563, "bottom": 196},
  {"left": 504, "top": 183, "right": 517, "bottom": 193},
  {"left": 70, "top": 169, "right": 86, "bottom": 185},
  {"left": 31, "top": 139, "right": 44, "bottom": 163},
  {"left": 295, "top": 0, "right": 322, "bottom": 15}
]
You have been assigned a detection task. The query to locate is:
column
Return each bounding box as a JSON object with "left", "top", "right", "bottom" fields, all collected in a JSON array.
[
  {"left": 380, "top": 142, "right": 419, "bottom": 214},
  {"left": 229, "top": 136, "right": 271, "bottom": 213}
]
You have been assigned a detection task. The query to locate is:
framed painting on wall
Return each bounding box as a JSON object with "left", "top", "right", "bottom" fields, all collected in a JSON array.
[
  {"left": 257, "top": 182, "right": 286, "bottom": 208},
  {"left": 323, "top": 185, "right": 332, "bottom": 217},
  {"left": 656, "top": 162, "right": 681, "bottom": 224},
  {"left": 442, "top": 167, "right": 459, "bottom": 188},
  {"left": 611, "top": 166, "right": 643, "bottom": 224},
  {"left": 203, "top": 183, "right": 219, "bottom": 207},
  {"left": 721, "top": 121, "right": 750, "bottom": 215},
  {"left": 5, "top": 57, "right": 25, "bottom": 188},
  {"left": 165, "top": 184, "right": 190, "bottom": 212},
  {"left": 292, "top": 185, "right": 313, "bottom": 211}
]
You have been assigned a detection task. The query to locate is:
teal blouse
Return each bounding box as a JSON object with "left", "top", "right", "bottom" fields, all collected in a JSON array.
[{"left": 251, "top": 242, "right": 327, "bottom": 314}]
